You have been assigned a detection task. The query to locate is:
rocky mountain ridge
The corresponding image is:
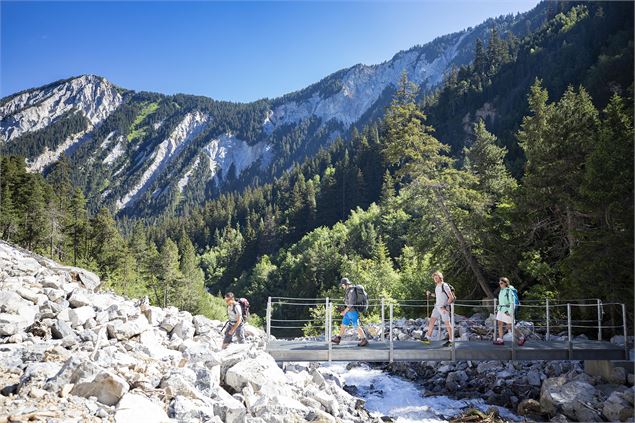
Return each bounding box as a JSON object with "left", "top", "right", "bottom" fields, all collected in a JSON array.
[
  {"left": 0, "top": 5, "right": 545, "bottom": 217},
  {"left": 0, "top": 240, "right": 382, "bottom": 422}
]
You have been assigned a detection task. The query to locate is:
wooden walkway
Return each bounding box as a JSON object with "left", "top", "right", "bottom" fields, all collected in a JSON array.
[{"left": 266, "top": 339, "right": 628, "bottom": 362}]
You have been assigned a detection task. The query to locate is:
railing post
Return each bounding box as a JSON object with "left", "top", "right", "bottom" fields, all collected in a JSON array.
[
  {"left": 567, "top": 303, "right": 572, "bottom": 360},
  {"left": 328, "top": 301, "right": 333, "bottom": 363},
  {"left": 511, "top": 306, "right": 516, "bottom": 361},
  {"left": 546, "top": 298, "right": 550, "bottom": 341},
  {"left": 622, "top": 303, "right": 628, "bottom": 360},
  {"left": 451, "top": 303, "right": 456, "bottom": 362},
  {"left": 389, "top": 304, "right": 394, "bottom": 363},
  {"left": 381, "top": 298, "right": 385, "bottom": 343},
  {"left": 266, "top": 297, "right": 271, "bottom": 341},
  {"left": 325, "top": 297, "right": 329, "bottom": 342},
  {"left": 597, "top": 299, "right": 602, "bottom": 341},
  {"left": 493, "top": 298, "right": 497, "bottom": 341}
]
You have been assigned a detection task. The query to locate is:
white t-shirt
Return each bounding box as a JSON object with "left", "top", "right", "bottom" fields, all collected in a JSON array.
[
  {"left": 228, "top": 303, "right": 242, "bottom": 323},
  {"left": 435, "top": 283, "right": 452, "bottom": 307}
]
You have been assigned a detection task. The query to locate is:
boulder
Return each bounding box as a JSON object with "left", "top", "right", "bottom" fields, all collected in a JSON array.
[
  {"left": 603, "top": 391, "right": 634, "bottom": 422},
  {"left": 51, "top": 319, "right": 74, "bottom": 339},
  {"left": 70, "top": 370, "right": 129, "bottom": 406},
  {"left": 68, "top": 306, "right": 95, "bottom": 327},
  {"left": 608, "top": 366, "right": 628, "bottom": 385},
  {"left": 107, "top": 316, "right": 150, "bottom": 340},
  {"left": 213, "top": 386, "right": 247, "bottom": 423},
  {"left": 115, "top": 392, "right": 170, "bottom": 423},
  {"left": 69, "top": 268, "right": 101, "bottom": 291},
  {"left": 161, "top": 315, "right": 180, "bottom": 333},
  {"left": 171, "top": 319, "right": 195, "bottom": 340},
  {"left": 527, "top": 370, "right": 542, "bottom": 386},
  {"left": 540, "top": 377, "right": 602, "bottom": 422},
  {"left": 160, "top": 368, "right": 200, "bottom": 399},
  {"left": 68, "top": 290, "right": 92, "bottom": 308},
  {"left": 446, "top": 370, "right": 469, "bottom": 392},
  {"left": 38, "top": 301, "right": 62, "bottom": 319},
  {"left": 225, "top": 354, "right": 287, "bottom": 392},
  {"left": 0, "top": 313, "right": 30, "bottom": 336},
  {"left": 517, "top": 398, "right": 543, "bottom": 417},
  {"left": 169, "top": 395, "right": 219, "bottom": 422}
]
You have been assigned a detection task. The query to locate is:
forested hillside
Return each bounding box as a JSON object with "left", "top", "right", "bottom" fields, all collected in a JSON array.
[
  {"left": 1, "top": 2, "right": 552, "bottom": 219},
  {"left": 1, "top": 1, "right": 632, "bottom": 327}
]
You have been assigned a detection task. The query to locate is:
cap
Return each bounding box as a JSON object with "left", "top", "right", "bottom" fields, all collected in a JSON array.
[{"left": 340, "top": 277, "right": 350, "bottom": 286}]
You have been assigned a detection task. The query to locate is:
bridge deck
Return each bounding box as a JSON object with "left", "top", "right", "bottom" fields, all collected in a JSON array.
[{"left": 266, "top": 339, "right": 627, "bottom": 362}]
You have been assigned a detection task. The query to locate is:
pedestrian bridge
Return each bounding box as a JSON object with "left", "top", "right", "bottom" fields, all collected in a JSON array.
[{"left": 263, "top": 297, "right": 631, "bottom": 362}]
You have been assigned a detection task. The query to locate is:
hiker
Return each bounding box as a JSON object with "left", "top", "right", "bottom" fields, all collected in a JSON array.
[
  {"left": 331, "top": 277, "right": 369, "bottom": 347},
  {"left": 493, "top": 277, "right": 525, "bottom": 346},
  {"left": 423, "top": 271, "right": 454, "bottom": 343},
  {"left": 222, "top": 292, "right": 245, "bottom": 349}
]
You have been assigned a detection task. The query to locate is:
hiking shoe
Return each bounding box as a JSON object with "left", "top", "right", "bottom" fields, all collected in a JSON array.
[
  {"left": 331, "top": 335, "right": 341, "bottom": 345},
  {"left": 493, "top": 338, "right": 504, "bottom": 345},
  {"left": 421, "top": 335, "right": 432, "bottom": 344},
  {"left": 517, "top": 337, "right": 526, "bottom": 346},
  {"left": 358, "top": 338, "right": 368, "bottom": 347}
]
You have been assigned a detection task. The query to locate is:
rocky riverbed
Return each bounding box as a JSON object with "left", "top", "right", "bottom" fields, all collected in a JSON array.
[
  {"left": 356, "top": 319, "right": 634, "bottom": 422},
  {"left": 0, "top": 240, "right": 383, "bottom": 422}
]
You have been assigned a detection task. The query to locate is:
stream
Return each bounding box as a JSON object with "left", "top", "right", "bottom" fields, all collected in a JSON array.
[{"left": 324, "top": 363, "right": 522, "bottom": 422}]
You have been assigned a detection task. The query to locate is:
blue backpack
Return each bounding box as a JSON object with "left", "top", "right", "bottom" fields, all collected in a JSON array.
[{"left": 508, "top": 286, "right": 520, "bottom": 315}]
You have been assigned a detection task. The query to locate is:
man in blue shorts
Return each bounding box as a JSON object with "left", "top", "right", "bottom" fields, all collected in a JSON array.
[{"left": 331, "top": 278, "right": 368, "bottom": 347}]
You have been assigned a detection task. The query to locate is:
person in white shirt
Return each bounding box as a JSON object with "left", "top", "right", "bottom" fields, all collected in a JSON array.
[
  {"left": 222, "top": 292, "right": 245, "bottom": 349},
  {"left": 423, "top": 271, "right": 454, "bottom": 343}
]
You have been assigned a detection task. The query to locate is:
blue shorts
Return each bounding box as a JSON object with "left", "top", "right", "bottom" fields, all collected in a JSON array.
[{"left": 341, "top": 310, "right": 359, "bottom": 327}]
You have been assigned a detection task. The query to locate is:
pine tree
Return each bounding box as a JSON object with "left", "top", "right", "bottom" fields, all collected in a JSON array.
[
  {"left": 67, "top": 188, "right": 88, "bottom": 266},
  {"left": 158, "top": 238, "right": 183, "bottom": 308},
  {"left": 382, "top": 73, "right": 494, "bottom": 298}
]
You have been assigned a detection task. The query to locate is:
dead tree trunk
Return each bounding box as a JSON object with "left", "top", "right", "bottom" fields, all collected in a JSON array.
[{"left": 433, "top": 187, "right": 495, "bottom": 299}]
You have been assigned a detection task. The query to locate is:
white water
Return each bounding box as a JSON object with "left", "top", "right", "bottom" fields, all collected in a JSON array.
[{"left": 325, "top": 363, "right": 521, "bottom": 423}]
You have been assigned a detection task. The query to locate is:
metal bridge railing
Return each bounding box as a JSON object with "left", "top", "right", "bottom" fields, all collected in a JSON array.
[{"left": 265, "top": 296, "right": 630, "bottom": 362}]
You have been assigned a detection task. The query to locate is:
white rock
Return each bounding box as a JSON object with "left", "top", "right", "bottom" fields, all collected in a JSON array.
[
  {"left": 68, "top": 290, "right": 92, "bottom": 308},
  {"left": 225, "top": 353, "right": 286, "bottom": 392},
  {"left": 69, "top": 306, "right": 96, "bottom": 327},
  {"left": 0, "top": 312, "right": 30, "bottom": 335},
  {"left": 107, "top": 315, "right": 150, "bottom": 340},
  {"left": 115, "top": 392, "right": 170, "bottom": 423},
  {"left": 171, "top": 319, "right": 195, "bottom": 340},
  {"left": 70, "top": 370, "right": 129, "bottom": 406},
  {"left": 213, "top": 386, "right": 246, "bottom": 423}
]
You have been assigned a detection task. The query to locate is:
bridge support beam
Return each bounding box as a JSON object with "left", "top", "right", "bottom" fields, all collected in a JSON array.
[{"left": 584, "top": 360, "right": 634, "bottom": 382}]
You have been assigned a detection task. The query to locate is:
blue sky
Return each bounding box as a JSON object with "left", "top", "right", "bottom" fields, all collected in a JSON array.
[{"left": 1, "top": 1, "right": 539, "bottom": 102}]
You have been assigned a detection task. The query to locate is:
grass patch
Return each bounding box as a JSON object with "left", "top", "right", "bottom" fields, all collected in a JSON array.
[{"left": 127, "top": 102, "right": 159, "bottom": 142}]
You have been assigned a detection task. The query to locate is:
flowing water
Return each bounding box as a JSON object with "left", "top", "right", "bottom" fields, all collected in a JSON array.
[{"left": 324, "top": 363, "right": 522, "bottom": 422}]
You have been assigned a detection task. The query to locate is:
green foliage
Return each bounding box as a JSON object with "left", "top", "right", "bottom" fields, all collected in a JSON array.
[{"left": 127, "top": 102, "right": 159, "bottom": 142}]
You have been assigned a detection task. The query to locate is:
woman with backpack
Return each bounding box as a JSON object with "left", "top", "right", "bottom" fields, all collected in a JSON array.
[
  {"left": 422, "top": 271, "right": 454, "bottom": 344},
  {"left": 494, "top": 277, "right": 525, "bottom": 346}
]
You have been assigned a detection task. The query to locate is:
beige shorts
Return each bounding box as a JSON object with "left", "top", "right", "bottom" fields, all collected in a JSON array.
[{"left": 431, "top": 306, "right": 450, "bottom": 323}]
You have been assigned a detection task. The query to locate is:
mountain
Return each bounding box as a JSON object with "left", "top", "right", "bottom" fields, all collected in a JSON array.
[{"left": 0, "top": 3, "right": 549, "bottom": 217}]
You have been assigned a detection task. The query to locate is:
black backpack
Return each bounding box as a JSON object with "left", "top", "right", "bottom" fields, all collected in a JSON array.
[
  {"left": 351, "top": 285, "right": 369, "bottom": 313},
  {"left": 235, "top": 298, "right": 250, "bottom": 321}
]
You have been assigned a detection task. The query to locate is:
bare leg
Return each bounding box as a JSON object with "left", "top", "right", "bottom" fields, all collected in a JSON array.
[
  {"left": 426, "top": 317, "right": 437, "bottom": 338},
  {"left": 357, "top": 326, "right": 366, "bottom": 339},
  {"left": 339, "top": 324, "right": 346, "bottom": 337},
  {"left": 506, "top": 323, "right": 523, "bottom": 339},
  {"left": 497, "top": 320, "right": 504, "bottom": 339},
  {"left": 445, "top": 319, "right": 453, "bottom": 341}
]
